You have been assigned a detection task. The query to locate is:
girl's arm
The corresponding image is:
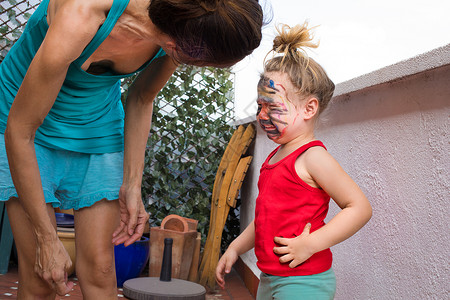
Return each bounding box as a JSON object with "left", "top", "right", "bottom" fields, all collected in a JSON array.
[
  {"left": 5, "top": 1, "right": 107, "bottom": 294},
  {"left": 112, "top": 54, "right": 178, "bottom": 246},
  {"left": 274, "top": 147, "right": 372, "bottom": 268},
  {"left": 216, "top": 220, "right": 255, "bottom": 289}
]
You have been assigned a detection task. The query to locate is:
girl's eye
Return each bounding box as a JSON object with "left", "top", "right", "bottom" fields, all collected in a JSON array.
[{"left": 269, "top": 106, "right": 283, "bottom": 112}]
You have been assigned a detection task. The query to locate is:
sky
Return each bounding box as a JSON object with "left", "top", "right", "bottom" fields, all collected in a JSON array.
[{"left": 233, "top": 0, "right": 450, "bottom": 120}]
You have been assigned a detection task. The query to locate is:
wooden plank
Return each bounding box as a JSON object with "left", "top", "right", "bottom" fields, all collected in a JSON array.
[
  {"left": 239, "top": 124, "right": 256, "bottom": 158},
  {"left": 226, "top": 156, "right": 253, "bottom": 208},
  {"left": 205, "top": 204, "right": 231, "bottom": 287},
  {"left": 198, "top": 126, "right": 244, "bottom": 278},
  {"left": 199, "top": 124, "right": 256, "bottom": 288},
  {"left": 215, "top": 124, "right": 255, "bottom": 212}
]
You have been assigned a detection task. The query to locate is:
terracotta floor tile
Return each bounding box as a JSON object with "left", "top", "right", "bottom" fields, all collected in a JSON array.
[
  {"left": 0, "top": 265, "right": 253, "bottom": 299},
  {"left": 0, "top": 266, "right": 124, "bottom": 299}
]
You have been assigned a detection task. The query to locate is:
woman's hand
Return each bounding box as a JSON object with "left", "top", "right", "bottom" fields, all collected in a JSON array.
[
  {"left": 114, "top": 56, "right": 176, "bottom": 248},
  {"left": 112, "top": 185, "right": 149, "bottom": 246},
  {"left": 35, "top": 234, "right": 74, "bottom": 295},
  {"left": 273, "top": 223, "right": 315, "bottom": 268},
  {"left": 215, "top": 248, "right": 239, "bottom": 289}
]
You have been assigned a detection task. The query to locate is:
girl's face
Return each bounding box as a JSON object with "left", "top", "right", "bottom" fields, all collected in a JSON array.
[{"left": 256, "top": 72, "right": 302, "bottom": 143}]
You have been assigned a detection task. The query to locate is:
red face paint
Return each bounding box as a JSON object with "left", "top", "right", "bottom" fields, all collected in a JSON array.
[{"left": 256, "top": 75, "right": 298, "bottom": 142}]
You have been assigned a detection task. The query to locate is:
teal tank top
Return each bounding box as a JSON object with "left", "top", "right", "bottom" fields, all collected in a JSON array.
[{"left": 0, "top": 0, "right": 166, "bottom": 153}]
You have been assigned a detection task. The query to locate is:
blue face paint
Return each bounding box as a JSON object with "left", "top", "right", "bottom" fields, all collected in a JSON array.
[{"left": 269, "top": 79, "right": 275, "bottom": 89}]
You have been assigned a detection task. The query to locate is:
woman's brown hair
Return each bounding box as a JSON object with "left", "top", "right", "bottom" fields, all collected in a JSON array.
[
  {"left": 264, "top": 23, "right": 335, "bottom": 115},
  {"left": 149, "top": 0, "right": 264, "bottom": 67}
]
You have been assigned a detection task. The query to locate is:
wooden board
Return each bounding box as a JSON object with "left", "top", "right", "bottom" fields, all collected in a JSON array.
[{"left": 198, "top": 124, "right": 256, "bottom": 288}]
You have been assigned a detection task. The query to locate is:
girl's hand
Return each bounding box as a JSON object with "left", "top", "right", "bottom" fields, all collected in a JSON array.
[
  {"left": 35, "top": 235, "right": 74, "bottom": 295},
  {"left": 112, "top": 185, "right": 149, "bottom": 246},
  {"left": 215, "top": 248, "right": 239, "bottom": 289},
  {"left": 273, "top": 223, "right": 315, "bottom": 268}
]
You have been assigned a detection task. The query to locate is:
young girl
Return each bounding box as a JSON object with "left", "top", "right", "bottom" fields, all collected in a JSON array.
[
  {"left": 215, "top": 23, "right": 372, "bottom": 300},
  {"left": 0, "top": 0, "right": 263, "bottom": 297}
]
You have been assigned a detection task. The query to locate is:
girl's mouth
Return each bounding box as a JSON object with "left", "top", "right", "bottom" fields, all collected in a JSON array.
[
  {"left": 262, "top": 124, "right": 276, "bottom": 130},
  {"left": 259, "top": 121, "right": 279, "bottom": 136}
]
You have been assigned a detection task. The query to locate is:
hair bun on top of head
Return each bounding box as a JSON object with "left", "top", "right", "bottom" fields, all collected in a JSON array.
[
  {"left": 272, "top": 22, "right": 318, "bottom": 62},
  {"left": 265, "top": 22, "right": 335, "bottom": 116},
  {"left": 197, "top": 0, "right": 221, "bottom": 13}
]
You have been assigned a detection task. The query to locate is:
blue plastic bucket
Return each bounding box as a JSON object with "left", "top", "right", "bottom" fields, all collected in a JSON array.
[{"left": 114, "top": 236, "right": 150, "bottom": 287}]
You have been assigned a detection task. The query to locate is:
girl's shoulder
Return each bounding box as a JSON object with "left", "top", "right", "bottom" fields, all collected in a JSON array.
[
  {"left": 301, "top": 144, "right": 335, "bottom": 169},
  {"left": 303, "top": 143, "right": 329, "bottom": 157},
  {"left": 294, "top": 144, "right": 331, "bottom": 189},
  {"left": 300, "top": 144, "right": 345, "bottom": 187},
  {"left": 294, "top": 141, "right": 329, "bottom": 163}
]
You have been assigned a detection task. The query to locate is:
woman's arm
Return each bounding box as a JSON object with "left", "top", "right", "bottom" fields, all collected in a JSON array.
[
  {"left": 274, "top": 147, "right": 372, "bottom": 268},
  {"left": 5, "top": 1, "right": 106, "bottom": 294},
  {"left": 112, "top": 54, "right": 178, "bottom": 246}
]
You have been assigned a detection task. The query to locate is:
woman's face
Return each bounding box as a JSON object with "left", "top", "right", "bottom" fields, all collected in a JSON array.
[
  {"left": 256, "top": 72, "right": 303, "bottom": 143},
  {"left": 176, "top": 52, "right": 236, "bottom": 68}
]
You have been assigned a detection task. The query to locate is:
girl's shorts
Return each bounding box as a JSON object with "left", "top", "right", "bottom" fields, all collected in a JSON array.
[
  {"left": 257, "top": 268, "right": 336, "bottom": 300},
  {"left": 0, "top": 133, "right": 123, "bottom": 210}
]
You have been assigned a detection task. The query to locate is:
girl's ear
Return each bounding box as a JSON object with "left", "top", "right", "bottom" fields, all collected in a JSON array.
[{"left": 303, "top": 97, "right": 319, "bottom": 120}]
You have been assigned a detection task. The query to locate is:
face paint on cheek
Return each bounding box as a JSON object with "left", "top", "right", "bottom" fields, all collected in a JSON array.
[
  {"left": 257, "top": 77, "right": 292, "bottom": 140},
  {"left": 278, "top": 126, "right": 289, "bottom": 137},
  {"left": 267, "top": 120, "right": 288, "bottom": 140},
  {"left": 256, "top": 105, "right": 262, "bottom": 116},
  {"left": 257, "top": 105, "right": 281, "bottom": 138},
  {"left": 269, "top": 101, "right": 289, "bottom": 125},
  {"left": 267, "top": 104, "right": 292, "bottom": 140}
]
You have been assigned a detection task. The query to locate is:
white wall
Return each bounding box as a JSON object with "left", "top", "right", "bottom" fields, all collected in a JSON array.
[{"left": 238, "top": 46, "right": 450, "bottom": 299}]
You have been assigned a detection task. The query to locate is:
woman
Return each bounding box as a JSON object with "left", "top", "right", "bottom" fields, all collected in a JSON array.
[{"left": 0, "top": 0, "right": 264, "bottom": 297}]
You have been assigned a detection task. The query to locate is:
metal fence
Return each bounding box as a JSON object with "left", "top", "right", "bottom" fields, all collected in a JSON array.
[{"left": 0, "top": 0, "right": 38, "bottom": 61}]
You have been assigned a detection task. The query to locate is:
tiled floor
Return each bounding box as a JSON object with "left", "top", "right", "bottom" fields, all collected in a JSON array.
[{"left": 0, "top": 265, "right": 253, "bottom": 299}]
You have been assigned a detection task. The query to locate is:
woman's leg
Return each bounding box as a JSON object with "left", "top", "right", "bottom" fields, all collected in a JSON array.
[
  {"left": 6, "top": 197, "right": 57, "bottom": 300},
  {"left": 74, "top": 198, "right": 120, "bottom": 299}
]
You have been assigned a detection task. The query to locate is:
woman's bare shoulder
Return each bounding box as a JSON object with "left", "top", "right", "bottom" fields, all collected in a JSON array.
[
  {"left": 41, "top": 0, "right": 117, "bottom": 63},
  {"left": 47, "top": 0, "right": 114, "bottom": 25}
]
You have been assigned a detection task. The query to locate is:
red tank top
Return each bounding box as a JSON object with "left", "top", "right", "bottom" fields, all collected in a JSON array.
[{"left": 254, "top": 140, "right": 332, "bottom": 276}]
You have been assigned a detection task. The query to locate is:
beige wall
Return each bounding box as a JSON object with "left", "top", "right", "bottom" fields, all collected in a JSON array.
[{"left": 237, "top": 50, "right": 449, "bottom": 299}]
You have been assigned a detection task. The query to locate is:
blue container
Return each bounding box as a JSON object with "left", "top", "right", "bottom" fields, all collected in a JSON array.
[
  {"left": 55, "top": 213, "right": 74, "bottom": 227},
  {"left": 114, "top": 236, "right": 150, "bottom": 287}
]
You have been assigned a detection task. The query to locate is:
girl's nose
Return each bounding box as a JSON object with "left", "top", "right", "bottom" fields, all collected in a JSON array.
[{"left": 257, "top": 106, "right": 269, "bottom": 120}]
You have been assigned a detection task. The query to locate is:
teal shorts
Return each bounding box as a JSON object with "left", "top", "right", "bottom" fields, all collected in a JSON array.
[
  {"left": 0, "top": 133, "right": 123, "bottom": 210},
  {"left": 257, "top": 268, "right": 336, "bottom": 300}
]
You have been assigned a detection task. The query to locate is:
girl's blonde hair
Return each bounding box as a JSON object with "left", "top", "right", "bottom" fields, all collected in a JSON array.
[{"left": 264, "top": 23, "right": 335, "bottom": 115}]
